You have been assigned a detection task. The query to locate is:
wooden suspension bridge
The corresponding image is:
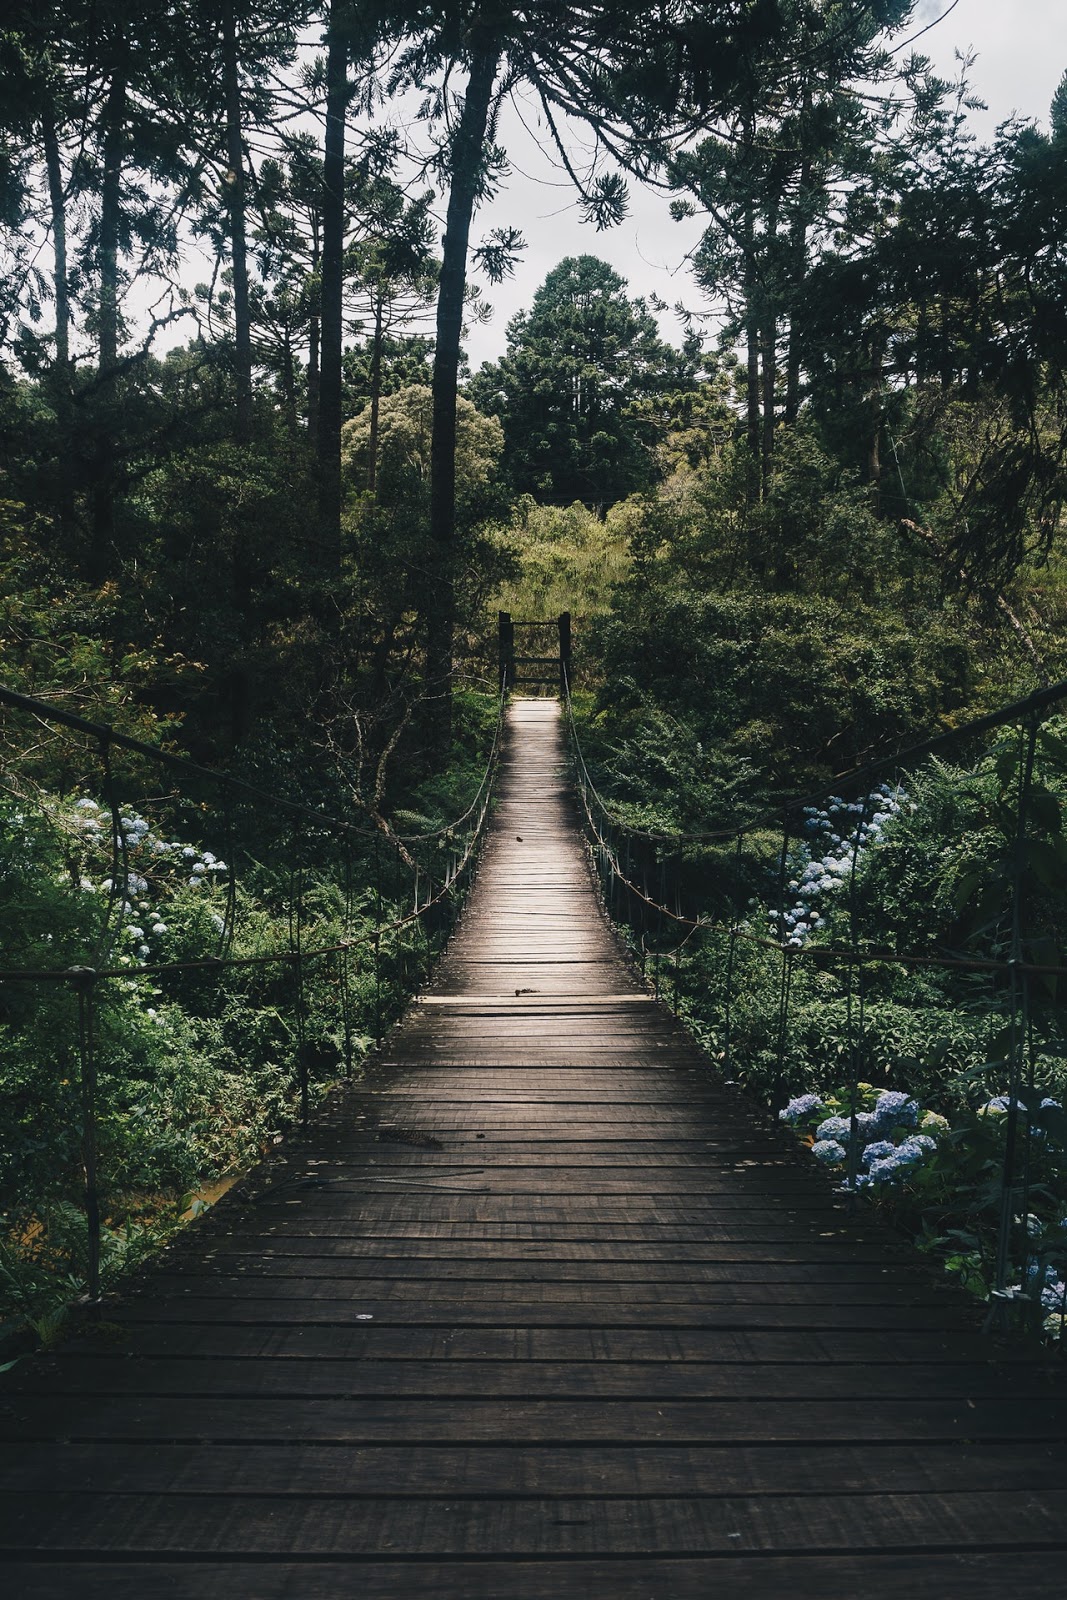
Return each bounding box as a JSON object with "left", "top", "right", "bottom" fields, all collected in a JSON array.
[{"left": 1, "top": 696, "right": 1066, "bottom": 1597}]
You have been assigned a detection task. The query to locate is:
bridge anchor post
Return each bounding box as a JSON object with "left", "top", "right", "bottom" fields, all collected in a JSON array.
[{"left": 498, "top": 612, "right": 515, "bottom": 692}]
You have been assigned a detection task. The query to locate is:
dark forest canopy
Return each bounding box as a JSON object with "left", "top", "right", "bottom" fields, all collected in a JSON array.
[{"left": 0, "top": 2, "right": 1064, "bottom": 779}]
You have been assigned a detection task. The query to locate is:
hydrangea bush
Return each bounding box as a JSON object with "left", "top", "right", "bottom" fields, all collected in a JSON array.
[
  {"left": 779, "top": 1085, "right": 944, "bottom": 1188},
  {"left": 778, "top": 1081, "right": 1067, "bottom": 1335},
  {"left": 771, "top": 785, "right": 908, "bottom": 948},
  {"left": 69, "top": 796, "right": 230, "bottom": 963},
  {"left": 588, "top": 713, "right": 1067, "bottom": 1341}
]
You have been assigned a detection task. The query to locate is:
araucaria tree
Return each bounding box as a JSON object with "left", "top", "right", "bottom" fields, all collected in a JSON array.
[{"left": 471, "top": 255, "right": 698, "bottom": 507}]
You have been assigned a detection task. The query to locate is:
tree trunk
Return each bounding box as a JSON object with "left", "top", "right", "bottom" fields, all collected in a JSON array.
[
  {"left": 307, "top": 188, "right": 322, "bottom": 435},
  {"left": 867, "top": 341, "right": 883, "bottom": 511},
  {"left": 742, "top": 206, "right": 761, "bottom": 479},
  {"left": 307, "top": 216, "right": 319, "bottom": 438},
  {"left": 761, "top": 312, "right": 777, "bottom": 484},
  {"left": 916, "top": 297, "right": 929, "bottom": 383},
  {"left": 43, "top": 113, "right": 69, "bottom": 370},
  {"left": 98, "top": 66, "right": 126, "bottom": 374},
  {"left": 222, "top": 3, "right": 252, "bottom": 441},
  {"left": 43, "top": 108, "right": 76, "bottom": 544},
  {"left": 92, "top": 62, "right": 127, "bottom": 582},
  {"left": 427, "top": 41, "right": 500, "bottom": 738},
  {"left": 939, "top": 299, "right": 953, "bottom": 389},
  {"left": 367, "top": 291, "right": 383, "bottom": 494},
  {"left": 784, "top": 153, "right": 811, "bottom": 427},
  {"left": 317, "top": 0, "right": 347, "bottom": 572},
  {"left": 308, "top": 311, "right": 320, "bottom": 437},
  {"left": 760, "top": 197, "right": 779, "bottom": 486},
  {"left": 282, "top": 328, "right": 298, "bottom": 431}
]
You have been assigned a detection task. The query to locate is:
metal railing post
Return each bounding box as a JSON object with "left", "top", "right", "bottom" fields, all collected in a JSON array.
[
  {"left": 993, "top": 718, "right": 1039, "bottom": 1323},
  {"left": 498, "top": 611, "right": 515, "bottom": 692},
  {"left": 558, "top": 611, "right": 571, "bottom": 697},
  {"left": 71, "top": 966, "right": 101, "bottom": 1306}
]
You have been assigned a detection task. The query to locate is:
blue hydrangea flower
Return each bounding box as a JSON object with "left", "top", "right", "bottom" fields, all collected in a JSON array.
[
  {"left": 779, "top": 1093, "right": 825, "bottom": 1124},
  {"left": 1041, "top": 1281, "right": 1067, "bottom": 1313},
  {"left": 980, "top": 1095, "right": 1021, "bottom": 1115},
  {"left": 866, "top": 1154, "right": 905, "bottom": 1183},
  {"left": 812, "top": 1139, "right": 847, "bottom": 1165},
  {"left": 872, "top": 1091, "right": 918, "bottom": 1130},
  {"left": 1027, "top": 1259, "right": 1059, "bottom": 1284},
  {"left": 894, "top": 1136, "right": 934, "bottom": 1164},
  {"left": 816, "top": 1115, "right": 852, "bottom": 1144},
  {"left": 861, "top": 1140, "right": 896, "bottom": 1167}
]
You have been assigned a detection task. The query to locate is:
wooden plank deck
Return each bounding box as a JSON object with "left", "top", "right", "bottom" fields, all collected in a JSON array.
[{"left": 2, "top": 696, "right": 1066, "bottom": 1598}]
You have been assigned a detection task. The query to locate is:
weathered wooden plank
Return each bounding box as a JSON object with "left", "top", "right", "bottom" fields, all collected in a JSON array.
[
  {"left": 135, "top": 1276, "right": 961, "bottom": 1308},
  {"left": 154, "top": 1258, "right": 931, "bottom": 1285},
  {"left": 187, "top": 1221, "right": 901, "bottom": 1246},
  {"left": 14, "top": 1356, "right": 1056, "bottom": 1402},
  {"left": 54, "top": 1322, "right": 1018, "bottom": 1365},
  {"left": 3, "top": 1489, "right": 1067, "bottom": 1556},
  {"left": 239, "top": 1196, "right": 866, "bottom": 1219},
  {"left": 5, "top": 1553, "right": 1066, "bottom": 1600},
  {"left": 2, "top": 1440, "right": 1061, "bottom": 1498},
  {"left": 109, "top": 1305, "right": 981, "bottom": 1334},
  {"left": 4, "top": 1395, "right": 1061, "bottom": 1445},
  {"left": 156, "top": 1238, "right": 915, "bottom": 1264},
  {"left": 2, "top": 696, "right": 1065, "bottom": 1597}
]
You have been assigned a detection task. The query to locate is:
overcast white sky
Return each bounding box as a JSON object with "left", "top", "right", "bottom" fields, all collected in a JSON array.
[
  {"left": 129, "top": 3, "right": 1065, "bottom": 370},
  {"left": 461, "top": 0, "right": 1067, "bottom": 368}
]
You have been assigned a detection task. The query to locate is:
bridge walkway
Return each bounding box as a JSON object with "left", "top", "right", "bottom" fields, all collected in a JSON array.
[{"left": 1, "top": 698, "right": 1066, "bottom": 1597}]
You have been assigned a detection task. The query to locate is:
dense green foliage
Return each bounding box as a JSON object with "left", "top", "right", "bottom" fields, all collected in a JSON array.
[
  {"left": 471, "top": 256, "right": 702, "bottom": 508},
  {"left": 0, "top": 685, "right": 499, "bottom": 1333},
  {"left": 567, "top": 705, "right": 1067, "bottom": 1330},
  {"left": 2, "top": 4, "right": 1067, "bottom": 1337}
]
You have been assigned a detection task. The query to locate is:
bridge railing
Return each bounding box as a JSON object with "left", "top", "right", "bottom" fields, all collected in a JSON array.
[
  {"left": 498, "top": 612, "right": 571, "bottom": 694},
  {"left": 0, "top": 683, "right": 504, "bottom": 1306},
  {"left": 563, "top": 668, "right": 1067, "bottom": 1342}
]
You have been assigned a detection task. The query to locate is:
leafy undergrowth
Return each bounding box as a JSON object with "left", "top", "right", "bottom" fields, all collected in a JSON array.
[
  {"left": 777, "top": 1084, "right": 1067, "bottom": 1341},
  {"left": 0, "top": 694, "right": 499, "bottom": 1347},
  {"left": 579, "top": 704, "right": 1067, "bottom": 1341}
]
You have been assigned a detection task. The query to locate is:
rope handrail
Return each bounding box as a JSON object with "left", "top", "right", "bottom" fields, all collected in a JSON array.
[
  {"left": 575, "top": 769, "right": 1067, "bottom": 979},
  {"left": 562, "top": 662, "right": 1067, "bottom": 1340},
  {"left": 0, "top": 677, "right": 504, "bottom": 1306},
  {"left": 573, "top": 758, "right": 710, "bottom": 930},
  {"left": 0, "top": 681, "right": 506, "bottom": 854},
  {"left": 0, "top": 697, "right": 500, "bottom": 989},
  {"left": 729, "top": 926, "right": 1067, "bottom": 980},
  {"left": 0, "top": 797, "right": 495, "bottom": 985},
  {"left": 562, "top": 668, "right": 1067, "bottom": 846},
  {"left": 564, "top": 665, "right": 1067, "bottom": 972},
  {"left": 392, "top": 687, "right": 506, "bottom": 842}
]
